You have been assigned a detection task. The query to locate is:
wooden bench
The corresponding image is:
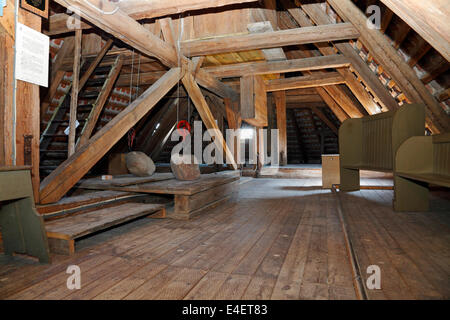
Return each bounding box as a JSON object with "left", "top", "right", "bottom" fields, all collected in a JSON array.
[
  {"left": 339, "top": 103, "right": 425, "bottom": 191},
  {"left": 79, "top": 171, "right": 241, "bottom": 220},
  {"left": 45, "top": 202, "right": 166, "bottom": 255},
  {"left": 0, "top": 166, "right": 50, "bottom": 263},
  {"left": 394, "top": 133, "right": 450, "bottom": 211}
]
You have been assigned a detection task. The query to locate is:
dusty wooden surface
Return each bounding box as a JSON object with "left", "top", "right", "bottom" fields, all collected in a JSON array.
[
  {"left": 1, "top": 175, "right": 448, "bottom": 299},
  {"left": 79, "top": 171, "right": 240, "bottom": 196},
  {"left": 78, "top": 173, "right": 174, "bottom": 189}
]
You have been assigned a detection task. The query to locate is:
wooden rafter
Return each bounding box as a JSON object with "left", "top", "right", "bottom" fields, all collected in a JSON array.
[
  {"left": 323, "top": 85, "right": 364, "bottom": 118},
  {"left": 278, "top": 9, "right": 367, "bottom": 121},
  {"left": 328, "top": 0, "right": 449, "bottom": 133},
  {"left": 39, "top": 68, "right": 183, "bottom": 204},
  {"left": 182, "top": 72, "right": 238, "bottom": 170},
  {"left": 203, "top": 55, "right": 351, "bottom": 78},
  {"left": 119, "top": 0, "right": 259, "bottom": 20},
  {"left": 315, "top": 87, "right": 349, "bottom": 123},
  {"left": 47, "top": 1, "right": 260, "bottom": 36},
  {"left": 181, "top": 23, "right": 359, "bottom": 56},
  {"left": 265, "top": 72, "right": 345, "bottom": 92},
  {"left": 380, "top": 0, "right": 450, "bottom": 62},
  {"left": 297, "top": 3, "right": 387, "bottom": 115},
  {"left": 54, "top": 0, "right": 238, "bottom": 100}
]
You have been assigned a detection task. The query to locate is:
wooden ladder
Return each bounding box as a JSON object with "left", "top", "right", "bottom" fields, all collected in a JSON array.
[{"left": 39, "top": 55, "right": 123, "bottom": 178}]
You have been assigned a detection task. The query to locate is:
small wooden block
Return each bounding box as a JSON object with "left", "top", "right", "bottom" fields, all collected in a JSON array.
[
  {"left": 147, "top": 208, "right": 166, "bottom": 219},
  {"left": 47, "top": 238, "right": 75, "bottom": 255}
]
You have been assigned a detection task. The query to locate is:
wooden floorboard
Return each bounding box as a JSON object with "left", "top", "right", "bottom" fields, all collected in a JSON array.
[{"left": 1, "top": 175, "right": 449, "bottom": 300}]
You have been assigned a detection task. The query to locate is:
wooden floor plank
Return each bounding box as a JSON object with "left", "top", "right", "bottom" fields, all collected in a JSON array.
[
  {"left": 183, "top": 271, "right": 230, "bottom": 300},
  {"left": 1, "top": 177, "right": 448, "bottom": 300},
  {"left": 93, "top": 263, "right": 169, "bottom": 300},
  {"left": 212, "top": 274, "right": 253, "bottom": 300}
]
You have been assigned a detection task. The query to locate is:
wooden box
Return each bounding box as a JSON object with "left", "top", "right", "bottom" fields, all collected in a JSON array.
[{"left": 322, "top": 154, "right": 340, "bottom": 189}]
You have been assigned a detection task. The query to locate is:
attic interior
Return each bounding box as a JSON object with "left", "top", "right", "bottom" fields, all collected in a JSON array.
[{"left": 0, "top": 0, "right": 449, "bottom": 302}]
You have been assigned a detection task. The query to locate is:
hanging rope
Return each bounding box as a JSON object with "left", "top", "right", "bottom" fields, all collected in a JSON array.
[
  {"left": 185, "top": 13, "right": 191, "bottom": 125},
  {"left": 126, "top": 49, "right": 136, "bottom": 152},
  {"left": 129, "top": 49, "right": 134, "bottom": 104},
  {"left": 135, "top": 53, "right": 141, "bottom": 100},
  {"left": 176, "top": 14, "right": 183, "bottom": 124}
]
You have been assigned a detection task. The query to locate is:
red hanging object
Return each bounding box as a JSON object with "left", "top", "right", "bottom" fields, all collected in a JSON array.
[
  {"left": 177, "top": 120, "right": 191, "bottom": 139},
  {"left": 128, "top": 128, "right": 136, "bottom": 151}
]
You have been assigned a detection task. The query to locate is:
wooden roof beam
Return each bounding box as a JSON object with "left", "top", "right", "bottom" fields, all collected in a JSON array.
[
  {"left": 39, "top": 68, "right": 183, "bottom": 204},
  {"left": 297, "top": 3, "right": 395, "bottom": 114},
  {"left": 54, "top": 0, "right": 238, "bottom": 100},
  {"left": 380, "top": 0, "right": 450, "bottom": 62},
  {"left": 182, "top": 72, "right": 238, "bottom": 170},
  {"left": 265, "top": 72, "right": 345, "bottom": 92},
  {"left": 277, "top": 9, "right": 356, "bottom": 123},
  {"left": 46, "top": 0, "right": 259, "bottom": 36},
  {"left": 119, "top": 0, "right": 259, "bottom": 20},
  {"left": 315, "top": 87, "right": 349, "bottom": 123},
  {"left": 181, "top": 23, "right": 360, "bottom": 56},
  {"left": 203, "top": 54, "right": 351, "bottom": 78},
  {"left": 328, "top": 0, "right": 449, "bottom": 133}
]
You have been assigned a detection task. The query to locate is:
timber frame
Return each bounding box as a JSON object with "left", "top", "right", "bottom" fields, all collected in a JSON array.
[{"left": 1, "top": 0, "right": 448, "bottom": 204}]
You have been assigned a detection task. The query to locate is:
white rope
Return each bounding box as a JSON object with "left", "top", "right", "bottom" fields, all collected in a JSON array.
[
  {"left": 176, "top": 14, "right": 183, "bottom": 123},
  {"left": 135, "top": 53, "right": 141, "bottom": 99},
  {"left": 185, "top": 14, "right": 191, "bottom": 124}
]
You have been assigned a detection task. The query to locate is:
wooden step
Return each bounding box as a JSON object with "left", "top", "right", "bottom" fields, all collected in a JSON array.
[
  {"left": 37, "top": 190, "right": 152, "bottom": 215},
  {"left": 45, "top": 202, "right": 166, "bottom": 255}
]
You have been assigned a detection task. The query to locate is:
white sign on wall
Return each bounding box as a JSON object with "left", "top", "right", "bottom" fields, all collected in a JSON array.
[{"left": 15, "top": 23, "right": 49, "bottom": 87}]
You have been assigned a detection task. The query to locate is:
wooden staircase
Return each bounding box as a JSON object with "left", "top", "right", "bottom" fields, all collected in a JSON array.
[
  {"left": 287, "top": 107, "right": 339, "bottom": 164},
  {"left": 40, "top": 56, "right": 123, "bottom": 179},
  {"left": 37, "top": 188, "right": 171, "bottom": 255},
  {"left": 45, "top": 202, "right": 166, "bottom": 255}
]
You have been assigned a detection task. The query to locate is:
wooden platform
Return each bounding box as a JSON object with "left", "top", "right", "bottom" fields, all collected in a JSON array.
[
  {"left": 78, "top": 173, "right": 174, "bottom": 189},
  {"left": 1, "top": 177, "right": 448, "bottom": 300},
  {"left": 79, "top": 171, "right": 241, "bottom": 219},
  {"left": 45, "top": 203, "right": 166, "bottom": 255},
  {"left": 36, "top": 190, "right": 148, "bottom": 215}
]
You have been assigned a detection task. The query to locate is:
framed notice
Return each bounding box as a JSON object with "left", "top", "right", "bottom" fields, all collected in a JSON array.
[
  {"left": 15, "top": 23, "right": 49, "bottom": 87},
  {"left": 20, "top": 0, "right": 49, "bottom": 19}
]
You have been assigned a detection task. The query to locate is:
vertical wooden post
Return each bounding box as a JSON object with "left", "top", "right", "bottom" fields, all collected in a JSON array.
[
  {"left": 274, "top": 91, "right": 287, "bottom": 166},
  {"left": 256, "top": 127, "right": 265, "bottom": 172},
  {"left": 224, "top": 98, "right": 242, "bottom": 167},
  {"left": 68, "top": 29, "right": 82, "bottom": 157},
  {"left": 14, "top": 10, "right": 42, "bottom": 202},
  {"left": 182, "top": 72, "right": 237, "bottom": 170},
  {"left": 0, "top": 33, "right": 14, "bottom": 166}
]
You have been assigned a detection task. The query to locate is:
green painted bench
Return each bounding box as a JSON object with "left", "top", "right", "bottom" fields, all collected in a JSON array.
[
  {"left": 0, "top": 166, "right": 50, "bottom": 263},
  {"left": 394, "top": 133, "right": 450, "bottom": 211},
  {"left": 339, "top": 103, "right": 425, "bottom": 191}
]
